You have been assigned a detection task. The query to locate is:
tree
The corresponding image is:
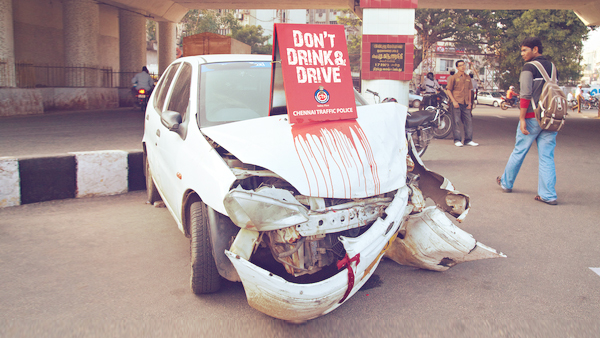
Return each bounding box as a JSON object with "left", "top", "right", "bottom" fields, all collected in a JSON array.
[
  {"left": 231, "top": 25, "right": 272, "bottom": 54},
  {"left": 181, "top": 9, "right": 221, "bottom": 37},
  {"left": 413, "top": 9, "right": 592, "bottom": 88},
  {"left": 337, "top": 10, "right": 362, "bottom": 72},
  {"left": 147, "top": 20, "right": 156, "bottom": 42},
  {"left": 413, "top": 8, "right": 488, "bottom": 68},
  {"left": 492, "top": 10, "right": 591, "bottom": 88}
]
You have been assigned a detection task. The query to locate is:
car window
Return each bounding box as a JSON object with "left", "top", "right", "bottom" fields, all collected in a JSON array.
[
  {"left": 480, "top": 92, "right": 489, "bottom": 96},
  {"left": 491, "top": 92, "right": 502, "bottom": 98},
  {"left": 154, "top": 63, "right": 180, "bottom": 112},
  {"left": 199, "top": 61, "right": 271, "bottom": 127},
  {"left": 166, "top": 62, "right": 192, "bottom": 120}
]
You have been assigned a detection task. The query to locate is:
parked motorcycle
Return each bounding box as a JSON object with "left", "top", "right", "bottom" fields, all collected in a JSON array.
[
  {"left": 366, "top": 90, "right": 436, "bottom": 157},
  {"left": 500, "top": 96, "right": 519, "bottom": 110},
  {"left": 424, "top": 91, "right": 453, "bottom": 139}
]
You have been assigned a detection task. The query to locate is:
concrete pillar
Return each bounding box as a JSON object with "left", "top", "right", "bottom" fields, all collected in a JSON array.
[
  {"left": 158, "top": 21, "right": 176, "bottom": 76},
  {"left": 119, "top": 9, "right": 146, "bottom": 78},
  {"left": 360, "top": 1, "right": 417, "bottom": 106},
  {"left": 0, "top": 0, "right": 16, "bottom": 87},
  {"left": 62, "top": 0, "right": 99, "bottom": 86}
]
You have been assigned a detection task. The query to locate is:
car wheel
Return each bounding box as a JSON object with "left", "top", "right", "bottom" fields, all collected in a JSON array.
[
  {"left": 412, "top": 100, "right": 421, "bottom": 109},
  {"left": 190, "top": 200, "right": 221, "bottom": 294},
  {"left": 493, "top": 101, "right": 499, "bottom": 107},
  {"left": 145, "top": 156, "right": 161, "bottom": 205}
]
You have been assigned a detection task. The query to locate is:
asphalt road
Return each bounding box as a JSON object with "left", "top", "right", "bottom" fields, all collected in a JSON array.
[{"left": 1, "top": 106, "right": 600, "bottom": 337}]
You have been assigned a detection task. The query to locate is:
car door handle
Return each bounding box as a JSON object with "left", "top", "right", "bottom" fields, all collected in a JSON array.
[{"left": 156, "top": 129, "right": 160, "bottom": 137}]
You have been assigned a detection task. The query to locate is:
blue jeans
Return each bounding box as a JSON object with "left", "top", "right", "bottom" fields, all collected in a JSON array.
[
  {"left": 501, "top": 118, "right": 558, "bottom": 201},
  {"left": 452, "top": 104, "right": 473, "bottom": 143}
]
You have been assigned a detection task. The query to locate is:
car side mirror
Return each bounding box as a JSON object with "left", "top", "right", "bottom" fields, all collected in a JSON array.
[{"left": 161, "top": 110, "right": 182, "bottom": 131}]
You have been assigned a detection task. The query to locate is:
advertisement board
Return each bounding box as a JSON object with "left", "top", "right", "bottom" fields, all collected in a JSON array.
[{"left": 271, "top": 23, "right": 357, "bottom": 124}]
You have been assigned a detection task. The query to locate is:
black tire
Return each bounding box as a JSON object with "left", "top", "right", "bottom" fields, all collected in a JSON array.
[
  {"left": 432, "top": 113, "right": 453, "bottom": 139},
  {"left": 190, "top": 200, "right": 221, "bottom": 294},
  {"left": 145, "top": 156, "right": 161, "bottom": 205},
  {"left": 412, "top": 100, "right": 421, "bottom": 109},
  {"left": 140, "top": 104, "right": 146, "bottom": 112},
  {"left": 500, "top": 101, "right": 508, "bottom": 110},
  {"left": 493, "top": 101, "right": 500, "bottom": 107}
]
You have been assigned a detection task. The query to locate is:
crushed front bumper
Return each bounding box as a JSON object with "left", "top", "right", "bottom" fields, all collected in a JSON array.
[{"left": 225, "top": 185, "right": 410, "bottom": 322}]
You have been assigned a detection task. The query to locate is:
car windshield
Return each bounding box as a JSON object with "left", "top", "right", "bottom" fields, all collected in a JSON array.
[
  {"left": 199, "top": 61, "right": 271, "bottom": 127},
  {"left": 491, "top": 92, "right": 503, "bottom": 98}
]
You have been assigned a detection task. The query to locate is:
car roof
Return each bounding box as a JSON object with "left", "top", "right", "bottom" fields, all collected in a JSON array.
[{"left": 175, "top": 54, "right": 272, "bottom": 65}]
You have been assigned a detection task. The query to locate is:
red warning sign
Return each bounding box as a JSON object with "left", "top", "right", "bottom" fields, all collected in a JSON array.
[{"left": 272, "top": 24, "right": 357, "bottom": 124}]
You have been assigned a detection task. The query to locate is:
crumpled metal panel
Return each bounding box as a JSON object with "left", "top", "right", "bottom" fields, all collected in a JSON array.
[
  {"left": 201, "top": 103, "right": 407, "bottom": 199},
  {"left": 384, "top": 206, "right": 506, "bottom": 271},
  {"left": 225, "top": 186, "right": 409, "bottom": 322}
]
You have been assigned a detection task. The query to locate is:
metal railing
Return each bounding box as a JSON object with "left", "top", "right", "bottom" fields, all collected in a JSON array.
[{"left": 1, "top": 59, "right": 155, "bottom": 89}]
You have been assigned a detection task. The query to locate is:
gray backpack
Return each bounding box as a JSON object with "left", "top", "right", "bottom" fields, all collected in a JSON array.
[{"left": 528, "top": 61, "right": 567, "bottom": 132}]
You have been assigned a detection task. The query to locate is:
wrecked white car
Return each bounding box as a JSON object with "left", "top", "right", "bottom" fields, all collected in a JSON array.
[{"left": 142, "top": 54, "right": 504, "bottom": 323}]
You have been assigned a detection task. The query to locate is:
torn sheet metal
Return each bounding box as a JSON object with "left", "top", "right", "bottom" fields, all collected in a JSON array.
[
  {"left": 225, "top": 186, "right": 409, "bottom": 323},
  {"left": 384, "top": 206, "right": 506, "bottom": 271},
  {"left": 407, "top": 136, "right": 470, "bottom": 222}
]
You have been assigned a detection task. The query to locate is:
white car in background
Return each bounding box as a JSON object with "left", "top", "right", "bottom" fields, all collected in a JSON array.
[
  {"left": 477, "top": 91, "right": 504, "bottom": 107},
  {"left": 409, "top": 90, "right": 423, "bottom": 108},
  {"left": 142, "top": 54, "right": 505, "bottom": 323}
]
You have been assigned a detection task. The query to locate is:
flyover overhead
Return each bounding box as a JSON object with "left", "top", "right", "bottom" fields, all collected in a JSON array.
[{"left": 103, "top": 0, "right": 599, "bottom": 26}]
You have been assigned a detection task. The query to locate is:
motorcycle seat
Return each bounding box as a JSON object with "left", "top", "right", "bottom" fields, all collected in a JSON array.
[{"left": 406, "top": 109, "right": 436, "bottom": 128}]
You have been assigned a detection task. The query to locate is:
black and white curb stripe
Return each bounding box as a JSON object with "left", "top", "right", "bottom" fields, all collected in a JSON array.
[{"left": 0, "top": 150, "right": 144, "bottom": 207}]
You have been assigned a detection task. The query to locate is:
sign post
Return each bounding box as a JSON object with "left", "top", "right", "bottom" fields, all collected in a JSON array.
[{"left": 271, "top": 24, "right": 357, "bottom": 124}]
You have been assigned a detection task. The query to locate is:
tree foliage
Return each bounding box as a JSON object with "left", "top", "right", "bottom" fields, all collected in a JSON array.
[
  {"left": 147, "top": 20, "right": 156, "bottom": 42},
  {"left": 231, "top": 25, "right": 272, "bottom": 54},
  {"left": 181, "top": 10, "right": 221, "bottom": 36},
  {"left": 180, "top": 9, "right": 271, "bottom": 54},
  {"left": 337, "top": 10, "right": 362, "bottom": 72},
  {"left": 491, "top": 10, "right": 590, "bottom": 88},
  {"left": 413, "top": 9, "right": 591, "bottom": 88},
  {"left": 414, "top": 9, "right": 487, "bottom": 69}
]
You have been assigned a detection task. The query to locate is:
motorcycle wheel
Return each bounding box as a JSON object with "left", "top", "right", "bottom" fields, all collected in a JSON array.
[
  {"left": 500, "top": 101, "right": 508, "bottom": 110},
  {"left": 432, "top": 113, "right": 453, "bottom": 139}
]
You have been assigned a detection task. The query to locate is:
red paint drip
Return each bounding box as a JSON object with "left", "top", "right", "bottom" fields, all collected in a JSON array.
[{"left": 291, "top": 120, "right": 380, "bottom": 198}]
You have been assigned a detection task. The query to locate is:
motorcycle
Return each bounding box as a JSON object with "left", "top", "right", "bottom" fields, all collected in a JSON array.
[
  {"left": 500, "top": 96, "right": 519, "bottom": 110},
  {"left": 424, "top": 91, "right": 453, "bottom": 139},
  {"left": 366, "top": 89, "right": 436, "bottom": 157},
  {"left": 136, "top": 88, "right": 151, "bottom": 111}
]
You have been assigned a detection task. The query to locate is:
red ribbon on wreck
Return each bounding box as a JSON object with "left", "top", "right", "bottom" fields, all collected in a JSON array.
[{"left": 336, "top": 253, "right": 361, "bottom": 303}]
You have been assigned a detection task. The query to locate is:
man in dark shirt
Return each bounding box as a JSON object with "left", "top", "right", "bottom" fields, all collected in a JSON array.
[
  {"left": 498, "top": 37, "right": 558, "bottom": 205},
  {"left": 447, "top": 60, "right": 477, "bottom": 147}
]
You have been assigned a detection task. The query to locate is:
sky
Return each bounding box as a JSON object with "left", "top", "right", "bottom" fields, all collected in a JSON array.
[{"left": 583, "top": 28, "right": 600, "bottom": 53}]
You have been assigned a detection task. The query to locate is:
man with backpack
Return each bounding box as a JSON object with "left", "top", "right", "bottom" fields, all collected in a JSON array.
[{"left": 497, "top": 37, "right": 559, "bottom": 205}]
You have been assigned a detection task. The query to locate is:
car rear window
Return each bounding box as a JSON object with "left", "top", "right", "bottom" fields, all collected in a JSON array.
[{"left": 198, "top": 61, "right": 271, "bottom": 127}]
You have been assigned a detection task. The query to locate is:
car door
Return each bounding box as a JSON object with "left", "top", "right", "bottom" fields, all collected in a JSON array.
[
  {"left": 152, "top": 62, "right": 194, "bottom": 221},
  {"left": 144, "top": 63, "right": 181, "bottom": 198},
  {"left": 478, "top": 92, "right": 490, "bottom": 105}
]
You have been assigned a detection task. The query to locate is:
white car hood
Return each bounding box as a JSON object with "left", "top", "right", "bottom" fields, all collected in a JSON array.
[{"left": 201, "top": 103, "right": 407, "bottom": 199}]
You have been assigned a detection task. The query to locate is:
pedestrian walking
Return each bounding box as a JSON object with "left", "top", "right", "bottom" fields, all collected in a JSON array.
[
  {"left": 497, "top": 37, "right": 558, "bottom": 205},
  {"left": 446, "top": 60, "right": 478, "bottom": 147},
  {"left": 469, "top": 73, "right": 478, "bottom": 109}
]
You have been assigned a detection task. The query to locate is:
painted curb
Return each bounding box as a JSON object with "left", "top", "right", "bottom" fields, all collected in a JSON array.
[{"left": 0, "top": 150, "right": 144, "bottom": 208}]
